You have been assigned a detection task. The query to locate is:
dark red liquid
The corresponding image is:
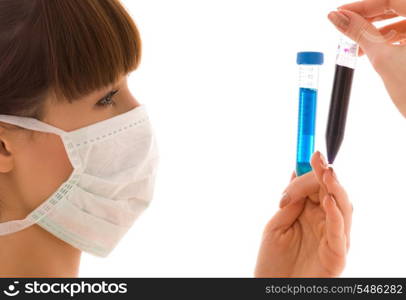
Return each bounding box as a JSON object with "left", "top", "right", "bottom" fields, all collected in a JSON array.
[{"left": 326, "top": 64, "right": 354, "bottom": 164}]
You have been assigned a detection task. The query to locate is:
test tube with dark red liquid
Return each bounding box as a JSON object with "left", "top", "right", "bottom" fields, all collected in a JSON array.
[{"left": 326, "top": 35, "right": 359, "bottom": 164}]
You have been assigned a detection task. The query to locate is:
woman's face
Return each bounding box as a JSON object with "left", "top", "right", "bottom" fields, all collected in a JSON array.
[{"left": 0, "top": 74, "right": 140, "bottom": 222}]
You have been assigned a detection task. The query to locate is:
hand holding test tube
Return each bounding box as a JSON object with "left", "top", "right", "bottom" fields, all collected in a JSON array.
[
  {"left": 328, "top": 2, "right": 406, "bottom": 119},
  {"left": 255, "top": 152, "right": 353, "bottom": 277},
  {"left": 255, "top": 13, "right": 356, "bottom": 279}
]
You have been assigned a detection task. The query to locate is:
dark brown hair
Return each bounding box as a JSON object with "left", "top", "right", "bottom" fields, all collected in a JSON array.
[{"left": 0, "top": 0, "right": 141, "bottom": 119}]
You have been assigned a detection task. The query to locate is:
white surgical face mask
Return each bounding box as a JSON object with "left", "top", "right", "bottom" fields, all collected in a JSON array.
[{"left": 0, "top": 104, "right": 159, "bottom": 257}]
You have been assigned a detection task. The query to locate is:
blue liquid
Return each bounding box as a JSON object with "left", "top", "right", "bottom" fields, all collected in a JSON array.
[{"left": 296, "top": 87, "right": 317, "bottom": 176}]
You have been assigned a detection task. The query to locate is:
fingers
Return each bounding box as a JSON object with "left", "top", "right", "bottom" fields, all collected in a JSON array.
[
  {"left": 358, "top": 17, "right": 406, "bottom": 56},
  {"left": 366, "top": 12, "right": 398, "bottom": 22},
  {"left": 328, "top": 9, "right": 391, "bottom": 61},
  {"left": 280, "top": 151, "right": 327, "bottom": 208},
  {"left": 267, "top": 198, "right": 306, "bottom": 233},
  {"left": 328, "top": 10, "right": 394, "bottom": 72},
  {"left": 356, "top": 19, "right": 406, "bottom": 56},
  {"left": 272, "top": 170, "right": 311, "bottom": 232},
  {"left": 323, "top": 167, "right": 353, "bottom": 251},
  {"left": 310, "top": 151, "right": 329, "bottom": 194},
  {"left": 323, "top": 194, "right": 346, "bottom": 257},
  {"left": 279, "top": 171, "right": 298, "bottom": 207},
  {"left": 279, "top": 171, "right": 319, "bottom": 208},
  {"left": 339, "top": 0, "right": 406, "bottom": 18},
  {"left": 376, "top": 20, "right": 406, "bottom": 44}
]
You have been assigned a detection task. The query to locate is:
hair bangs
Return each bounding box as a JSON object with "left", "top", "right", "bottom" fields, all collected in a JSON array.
[{"left": 41, "top": 0, "right": 142, "bottom": 102}]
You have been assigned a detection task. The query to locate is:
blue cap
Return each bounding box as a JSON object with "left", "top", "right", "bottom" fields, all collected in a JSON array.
[{"left": 297, "top": 52, "right": 324, "bottom": 65}]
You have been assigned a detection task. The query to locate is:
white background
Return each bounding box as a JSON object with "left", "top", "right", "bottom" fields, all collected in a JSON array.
[{"left": 79, "top": 0, "right": 406, "bottom": 277}]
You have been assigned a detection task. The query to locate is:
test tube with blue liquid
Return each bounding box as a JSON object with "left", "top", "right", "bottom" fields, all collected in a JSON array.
[{"left": 296, "top": 52, "right": 324, "bottom": 176}]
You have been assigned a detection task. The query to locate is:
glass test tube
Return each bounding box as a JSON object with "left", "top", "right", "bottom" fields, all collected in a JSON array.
[
  {"left": 296, "top": 52, "right": 324, "bottom": 176},
  {"left": 326, "top": 34, "right": 359, "bottom": 164}
]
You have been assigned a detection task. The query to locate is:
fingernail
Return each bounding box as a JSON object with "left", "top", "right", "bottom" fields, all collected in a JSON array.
[
  {"left": 319, "top": 152, "right": 328, "bottom": 170},
  {"left": 279, "top": 192, "right": 290, "bottom": 208},
  {"left": 323, "top": 166, "right": 339, "bottom": 184},
  {"left": 328, "top": 11, "right": 350, "bottom": 31},
  {"left": 329, "top": 166, "right": 339, "bottom": 183},
  {"left": 325, "top": 194, "right": 336, "bottom": 207}
]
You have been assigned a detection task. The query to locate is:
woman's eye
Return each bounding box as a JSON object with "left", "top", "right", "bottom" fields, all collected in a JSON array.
[{"left": 96, "top": 89, "right": 119, "bottom": 107}]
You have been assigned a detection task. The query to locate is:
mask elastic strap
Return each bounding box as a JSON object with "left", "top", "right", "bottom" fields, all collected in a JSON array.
[
  {"left": 0, "top": 217, "right": 34, "bottom": 235},
  {"left": 0, "top": 114, "right": 66, "bottom": 136},
  {"left": 0, "top": 168, "right": 81, "bottom": 236}
]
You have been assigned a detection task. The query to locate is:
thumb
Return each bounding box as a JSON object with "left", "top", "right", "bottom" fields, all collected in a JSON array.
[
  {"left": 328, "top": 9, "right": 391, "bottom": 62},
  {"left": 266, "top": 198, "right": 306, "bottom": 233}
]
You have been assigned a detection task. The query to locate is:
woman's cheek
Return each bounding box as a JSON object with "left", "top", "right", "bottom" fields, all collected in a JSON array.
[{"left": 17, "top": 133, "right": 73, "bottom": 211}]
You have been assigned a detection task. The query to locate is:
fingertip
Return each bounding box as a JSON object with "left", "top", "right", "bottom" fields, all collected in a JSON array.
[
  {"left": 328, "top": 10, "right": 351, "bottom": 33},
  {"left": 326, "top": 166, "right": 340, "bottom": 185},
  {"left": 309, "top": 150, "right": 318, "bottom": 165},
  {"left": 310, "top": 150, "right": 319, "bottom": 167},
  {"left": 290, "top": 170, "right": 297, "bottom": 182},
  {"left": 320, "top": 152, "right": 329, "bottom": 169},
  {"left": 311, "top": 150, "right": 328, "bottom": 171},
  {"left": 279, "top": 192, "right": 290, "bottom": 208}
]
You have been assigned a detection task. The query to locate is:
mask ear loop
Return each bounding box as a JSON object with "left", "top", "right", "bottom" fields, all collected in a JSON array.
[
  {"left": 0, "top": 115, "right": 82, "bottom": 236},
  {"left": 0, "top": 215, "right": 35, "bottom": 235},
  {"left": 0, "top": 114, "right": 66, "bottom": 136},
  {"left": 0, "top": 168, "right": 82, "bottom": 236}
]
